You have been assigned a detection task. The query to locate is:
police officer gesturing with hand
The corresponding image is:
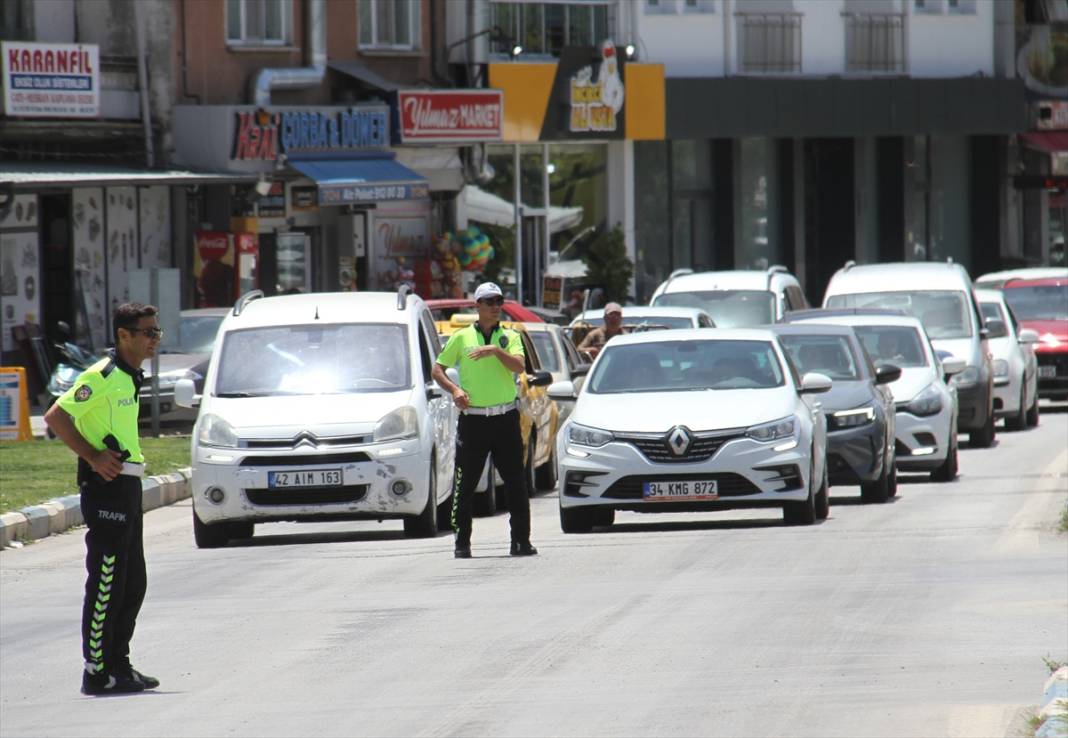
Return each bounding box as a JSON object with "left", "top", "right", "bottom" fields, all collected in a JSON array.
[
  {"left": 432, "top": 282, "right": 538, "bottom": 559},
  {"left": 44, "top": 303, "right": 162, "bottom": 696}
]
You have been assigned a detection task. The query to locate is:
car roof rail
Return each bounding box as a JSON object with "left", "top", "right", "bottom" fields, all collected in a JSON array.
[
  {"left": 841, "top": 260, "right": 856, "bottom": 272},
  {"left": 397, "top": 283, "right": 412, "bottom": 311},
  {"left": 233, "top": 289, "right": 264, "bottom": 317},
  {"left": 782, "top": 307, "right": 909, "bottom": 322},
  {"left": 946, "top": 257, "right": 954, "bottom": 265},
  {"left": 661, "top": 268, "right": 693, "bottom": 293},
  {"left": 767, "top": 264, "right": 789, "bottom": 275}
]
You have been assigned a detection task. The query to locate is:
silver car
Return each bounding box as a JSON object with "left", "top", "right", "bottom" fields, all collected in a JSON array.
[{"left": 975, "top": 289, "right": 1040, "bottom": 431}]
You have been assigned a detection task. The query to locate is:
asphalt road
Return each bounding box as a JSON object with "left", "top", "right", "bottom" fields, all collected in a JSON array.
[{"left": 2, "top": 408, "right": 1067, "bottom": 738}]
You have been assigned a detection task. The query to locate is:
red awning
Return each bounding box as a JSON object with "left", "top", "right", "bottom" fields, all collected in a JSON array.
[{"left": 1020, "top": 130, "right": 1068, "bottom": 152}]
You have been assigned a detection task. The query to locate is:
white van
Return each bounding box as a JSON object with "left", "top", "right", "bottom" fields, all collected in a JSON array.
[
  {"left": 175, "top": 288, "right": 456, "bottom": 548},
  {"left": 649, "top": 266, "right": 809, "bottom": 326},
  {"left": 822, "top": 261, "right": 997, "bottom": 447}
]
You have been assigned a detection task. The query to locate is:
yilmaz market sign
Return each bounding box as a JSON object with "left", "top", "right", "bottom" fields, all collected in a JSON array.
[
  {"left": 2, "top": 41, "right": 99, "bottom": 118},
  {"left": 231, "top": 106, "right": 389, "bottom": 161}
]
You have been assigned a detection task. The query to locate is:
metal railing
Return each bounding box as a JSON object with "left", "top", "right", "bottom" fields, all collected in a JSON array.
[
  {"left": 737, "top": 13, "right": 802, "bottom": 73},
  {"left": 843, "top": 12, "right": 905, "bottom": 73}
]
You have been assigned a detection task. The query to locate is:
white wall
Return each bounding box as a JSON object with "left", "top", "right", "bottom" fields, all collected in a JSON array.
[
  {"left": 908, "top": 2, "right": 994, "bottom": 77},
  {"left": 634, "top": 4, "right": 727, "bottom": 77}
]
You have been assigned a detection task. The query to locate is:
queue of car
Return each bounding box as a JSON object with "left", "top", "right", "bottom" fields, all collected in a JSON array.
[{"left": 172, "top": 259, "right": 1065, "bottom": 546}]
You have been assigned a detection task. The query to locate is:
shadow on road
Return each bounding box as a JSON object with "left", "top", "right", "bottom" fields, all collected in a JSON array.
[
  {"left": 227, "top": 528, "right": 445, "bottom": 548},
  {"left": 595, "top": 516, "right": 814, "bottom": 534}
]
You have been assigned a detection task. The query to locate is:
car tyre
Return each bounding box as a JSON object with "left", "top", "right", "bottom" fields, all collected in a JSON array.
[
  {"left": 1026, "top": 386, "right": 1040, "bottom": 427},
  {"left": 560, "top": 503, "right": 595, "bottom": 533},
  {"left": 227, "top": 521, "right": 254, "bottom": 540},
  {"left": 1006, "top": 382, "right": 1027, "bottom": 431},
  {"left": 968, "top": 404, "right": 996, "bottom": 448},
  {"left": 534, "top": 443, "right": 558, "bottom": 491},
  {"left": 814, "top": 469, "right": 830, "bottom": 520},
  {"left": 931, "top": 432, "right": 958, "bottom": 482},
  {"left": 404, "top": 457, "right": 438, "bottom": 538},
  {"left": 193, "top": 508, "right": 229, "bottom": 549},
  {"left": 860, "top": 461, "right": 892, "bottom": 504},
  {"left": 783, "top": 463, "right": 817, "bottom": 525}
]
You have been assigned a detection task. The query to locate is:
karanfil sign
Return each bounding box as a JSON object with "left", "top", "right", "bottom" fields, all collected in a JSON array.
[
  {"left": 395, "top": 90, "right": 503, "bottom": 143},
  {"left": 2, "top": 41, "right": 99, "bottom": 118}
]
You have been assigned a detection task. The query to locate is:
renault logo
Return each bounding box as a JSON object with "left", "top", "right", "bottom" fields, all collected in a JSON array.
[{"left": 666, "top": 426, "right": 692, "bottom": 456}]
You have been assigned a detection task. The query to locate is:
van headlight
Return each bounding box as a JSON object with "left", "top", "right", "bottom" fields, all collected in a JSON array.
[
  {"left": 904, "top": 383, "right": 943, "bottom": 417},
  {"left": 992, "top": 359, "right": 1009, "bottom": 378},
  {"left": 567, "top": 423, "right": 614, "bottom": 447},
  {"left": 746, "top": 416, "right": 797, "bottom": 442},
  {"left": 373, "top": 406, "right": 419, "bottom": 442},
  {"left": 949, "top": 366, "right": 979, "bottom": 387},
  {"left": 198, "top": 414, "right": 239, "bottom": 448}
]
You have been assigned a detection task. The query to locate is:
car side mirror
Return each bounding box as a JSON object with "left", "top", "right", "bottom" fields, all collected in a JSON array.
[
  {"left": 983, "top": 319, "right": 1008, "bottom": 339},
  {"left": 174, "top": 378, "right": 200, "bottom": 408},
  {"left": 528, "top": 370, "right": 554, "bottom": 388},
  {"left": 547, "top": 380, "right": 576, "bottom": 400},
  {"left": 979, "top": 327, "right": 990, "bottom": 340},
  {"left": 571, "top": 363, "right": 591, "bottom": 377},
  {"left": 800, "top": 371, "right": 832, "bottom": 394},
  {"left": 1018, "top": 328, "right": 1039, "bottom": 344},
  {"left": 940, "top": 357, "right": 966, "bottom": 377},
  {"left": 875, "top": 363, "right": 902, "bottom": 385}
]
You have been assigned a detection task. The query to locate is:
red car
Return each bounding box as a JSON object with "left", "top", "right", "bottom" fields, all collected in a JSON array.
[
  {"left": 425, "top": 299, "right": 545, "bottom": 323},
  {"left": 1002, "top": 275, "right": 1068, "bottom": 400}
]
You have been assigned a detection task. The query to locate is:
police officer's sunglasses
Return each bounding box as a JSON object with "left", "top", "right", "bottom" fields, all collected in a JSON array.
[
  {"left": 128, "top": 327, "right": 164, "bottom": 339},
  {"left": 479, "top": 297, "right": 504, "bottom": 307}
]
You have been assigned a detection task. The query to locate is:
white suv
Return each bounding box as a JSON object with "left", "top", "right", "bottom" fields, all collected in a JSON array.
[
  {"left": 175, "top": 288, "right": 456, "bottom": 548},
  {"left": 649, "top": 266, "right": 809, "bottom": 326}
]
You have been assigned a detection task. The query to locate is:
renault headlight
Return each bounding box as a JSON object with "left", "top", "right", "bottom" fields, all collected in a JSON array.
[
  {"left": 198, "top": 414, "right": 239, "bottom": 448},
  {"left": 373, "top": 406, "right": 419, "bottom": 442},
  {"left": 567, "top": 423, "right": 614, "bottom": 447},
  {"left": 992, "top": 359, "right": 1009, "bottom": 378},
  {"left": 949, "top": 366, "right": 979, "bottom": 387},
  {"left": 904, "top": 383, "right": 943, "bottom": 417},
  {"left": 746, "top": 416, "right": 797, "bottom": 442},
  {"left": 830, "top": 406, "right": 875, "bottom": 429}
]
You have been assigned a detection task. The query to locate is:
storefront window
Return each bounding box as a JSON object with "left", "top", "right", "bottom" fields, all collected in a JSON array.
[
  {"left": 634, "top": 142, "right": 670, "bottom": 302},
  {"left": 905, "top": 135, "right": 928, "bottom": 261},
  {"left": 736, "top": 138, "right": 779, "bottom": 269},
  {"left": 928, "top": 134, "right": 970, "bottom": 266}
]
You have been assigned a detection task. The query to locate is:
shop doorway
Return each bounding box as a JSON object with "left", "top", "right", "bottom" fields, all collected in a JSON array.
[
  {"left": 39, "top": 194, "right": 73, "bottom": 345},
  {"left": 804, "top": 139, "right": 855, "bottom": 304}
]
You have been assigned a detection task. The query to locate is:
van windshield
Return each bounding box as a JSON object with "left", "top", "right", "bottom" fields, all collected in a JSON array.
[
  {"left": 652, "top": 291, "right": 774, "bottom": 327},
  {"left": 215, "top": 324, "right": 411, "bottom": 396},
  {"left": 825, "top": 291, "right": 973, "bottom": 339}
]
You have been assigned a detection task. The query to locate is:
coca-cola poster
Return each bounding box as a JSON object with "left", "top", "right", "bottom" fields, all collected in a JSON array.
[{"left": 395, "top": 90, "right": 503, "bottom": 143}]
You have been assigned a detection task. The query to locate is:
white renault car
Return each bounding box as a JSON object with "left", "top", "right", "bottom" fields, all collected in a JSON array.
[
  {"left": 787, "top": 309, "right": 964, "bottom": 482},
  {"left": 554, "top": 329, "right": 830, "bottom": 531},
  {"left": 975, "top": 288, "right": 1040, "bottom": 430},
  {"left": 175, "top": 288, "right": 456, "bottom": 548}
]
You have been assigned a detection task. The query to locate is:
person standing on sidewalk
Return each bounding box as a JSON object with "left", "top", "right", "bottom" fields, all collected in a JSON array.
[
  {"left": 44, "top": 303, "right": 162, "bottom": 696},
  {"left": 431, "top": 282, "right": 538, "bottom": 559}
]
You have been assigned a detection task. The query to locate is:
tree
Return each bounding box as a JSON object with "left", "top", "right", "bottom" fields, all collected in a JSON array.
[{"left": 582, "top": 224, "right": 633, "bottom": 303}]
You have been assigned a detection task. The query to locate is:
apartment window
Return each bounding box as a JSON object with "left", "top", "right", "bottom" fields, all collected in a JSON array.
[
  {"left": 683, "top": 0, "right": 716, "bottom": 12},
  {"left": 844, "top": 12, "right": 904, "bottom": 72},
  {"left": 0, "top": 0, "right": 31, "bottom": 40},
  {"left": 226, "top": 0, "right": 290, "bottom": 45},
  {"left": 947, "top": 0, "right": 977, "bottom": 14},
  {"left": 490, "top": 2, "right": 612, "bottom": 57},
  {"left": 645, "top": 0, "right": 677, "bottom": 13},
  {"left": 358, "top": 0, "right": 420, "bottom": 50},
  {"left": 737, "top": 12, "right": 802, "bottom": 73}
]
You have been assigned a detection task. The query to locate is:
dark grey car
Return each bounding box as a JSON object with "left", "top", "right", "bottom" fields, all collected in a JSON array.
[{"left": 772, "top": 324, "right": 900, "bottom": 503}]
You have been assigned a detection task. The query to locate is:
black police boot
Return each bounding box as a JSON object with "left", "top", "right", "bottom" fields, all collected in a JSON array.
[
  {"left": 454, "top": 545, "right": 472, "bottom": 559},
  {"left": 116, "top": 662, "right": 160, "bottom": 689},
  {"left": 81, "top": 669, "right": 145, "bottom": 696},
  {"left": 510, "top": 541, "right": 538, "bottom": 557}
]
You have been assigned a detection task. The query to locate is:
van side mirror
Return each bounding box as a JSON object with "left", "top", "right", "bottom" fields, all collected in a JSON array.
[
  {"left": 940, "top": 357, "right": 966, "bottom": 377},
  {"left": 174, "top": 378, "right": 200, "bottom": 408},
  {"left": 875, "top": 364, "right": 902, "bottom": 385},
  {"left": 983, "top": 318, "right": 1007, "bottom": 339},
  {"left": 800, "top": 372, "right": 832, "bottom": 394}
]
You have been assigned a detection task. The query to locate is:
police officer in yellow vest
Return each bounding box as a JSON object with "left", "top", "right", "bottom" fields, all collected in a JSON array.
[
  {"left": 432, "top": 282, "right": 538, "bottom": 558},
  {"left": 44, "top": 303, "right": 162, "bottom": 696}
]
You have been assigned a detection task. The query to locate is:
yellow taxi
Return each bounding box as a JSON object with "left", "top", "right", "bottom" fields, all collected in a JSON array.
[{"left": 436, "top": 315, "right": 560, "bottom": 515}]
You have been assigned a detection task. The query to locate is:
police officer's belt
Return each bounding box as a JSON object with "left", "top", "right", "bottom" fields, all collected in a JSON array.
[
  {"left": 121, "top": 462, "right": 145, "bottom": 478},
  {"left": 463, "top": 401, "right": 517, "bottom": 416}
]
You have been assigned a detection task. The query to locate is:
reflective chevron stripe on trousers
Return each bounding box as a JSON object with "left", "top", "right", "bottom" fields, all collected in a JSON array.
[{"left": 80, "top": 474, "right": 146, "bottom": 675}]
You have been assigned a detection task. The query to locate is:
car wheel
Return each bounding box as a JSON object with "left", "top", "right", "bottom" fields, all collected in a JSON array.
[
  {"left": 1026, "top": 385, "right": 1040, "bottom": 427},
  {"left": 783, "top": 459, "right": 817, "bottom": 525},
  {"left": 860, "top": 461, "right": 891, "bottom": 504},
  {"left": 193, "top": 508, "right": 229, "bottom": 549},
  {"left": 560, "top": 503, "right": 595, "bottom": 534},
  {"left": 968, "top": 403, "right": 996, "bottom": 448},
  {"left": 931, "top": 432, "right": 958, "bottom": 482},
  {"left": 815, "top": 469, "right": 830, "bottom": 520},
  {"left": 227, "top": 521, "right": 254, "bottom": 540},
  {"left": 404, "top": 456, "right": 438, "bottom": 538},
  {"left": 1006, "top": 382, "right": 1027, "bottom": 432},
  {"left": 534, "top": 442, "right": 558, "bottom": 491},
  {"left": 593, "top": 508, "right": 615, "bottom": 528},
  {"left": 885, "top": 463, "right": 898, "bottom": 499}
]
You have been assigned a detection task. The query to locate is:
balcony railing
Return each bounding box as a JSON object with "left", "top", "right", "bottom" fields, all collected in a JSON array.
[
  {"left": 737, "top": 13, "right": 802, "bottom": 74},
  {"left": 844, "top": 12, "right": 905, "bottom": 73}
]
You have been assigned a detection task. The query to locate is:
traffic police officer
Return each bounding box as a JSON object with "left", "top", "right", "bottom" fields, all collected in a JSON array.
[
  {"left": 432, "top": 282, "right": 538, "bottom": 558},
  {"left": 44, "top": 302, "right": 162, "bottom": 695}
]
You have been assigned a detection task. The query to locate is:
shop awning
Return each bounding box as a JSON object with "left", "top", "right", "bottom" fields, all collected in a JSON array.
[
  {"left": 460, "top": 185, "right": 584, "bottom": 234},
  {"left": 290, "top": 157, "right": 430, "bottom": 205},
  {"left": 1020, "top": 130, "right": 1068, "bottom": 153},
  {"left": 0, "top": 162, "right": 255, "bottom": 190}
]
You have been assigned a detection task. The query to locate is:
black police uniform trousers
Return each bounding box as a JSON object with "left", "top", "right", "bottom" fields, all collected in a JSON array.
[
  {"left": 79, "top": 470, "right": 146, "bottom": 675},
  {"left": 451, "top": 409, "right": 530, "bottom": 548}
]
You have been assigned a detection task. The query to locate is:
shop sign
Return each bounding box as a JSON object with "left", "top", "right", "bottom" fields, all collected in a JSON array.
[
  {"left": 290, "top": 185, "right": 319, "bottom": 212},
  {"left": 318, "top": 182, "right": 430, "bottom": 206},
  {"left": 231, "top": 106, "right": 389, "bottom": 161},
  {"left": 1, "top": 41, "right": 99, "bottom": 118},
  {"left": 395, "top": 90, "right": 503, "bottom": 143},
  {"left": 1037, "top": 101, "right": 1068, "bottom": 130},
  {"left": 569, "top": 41, "right": 625, "bottom": 133}
]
